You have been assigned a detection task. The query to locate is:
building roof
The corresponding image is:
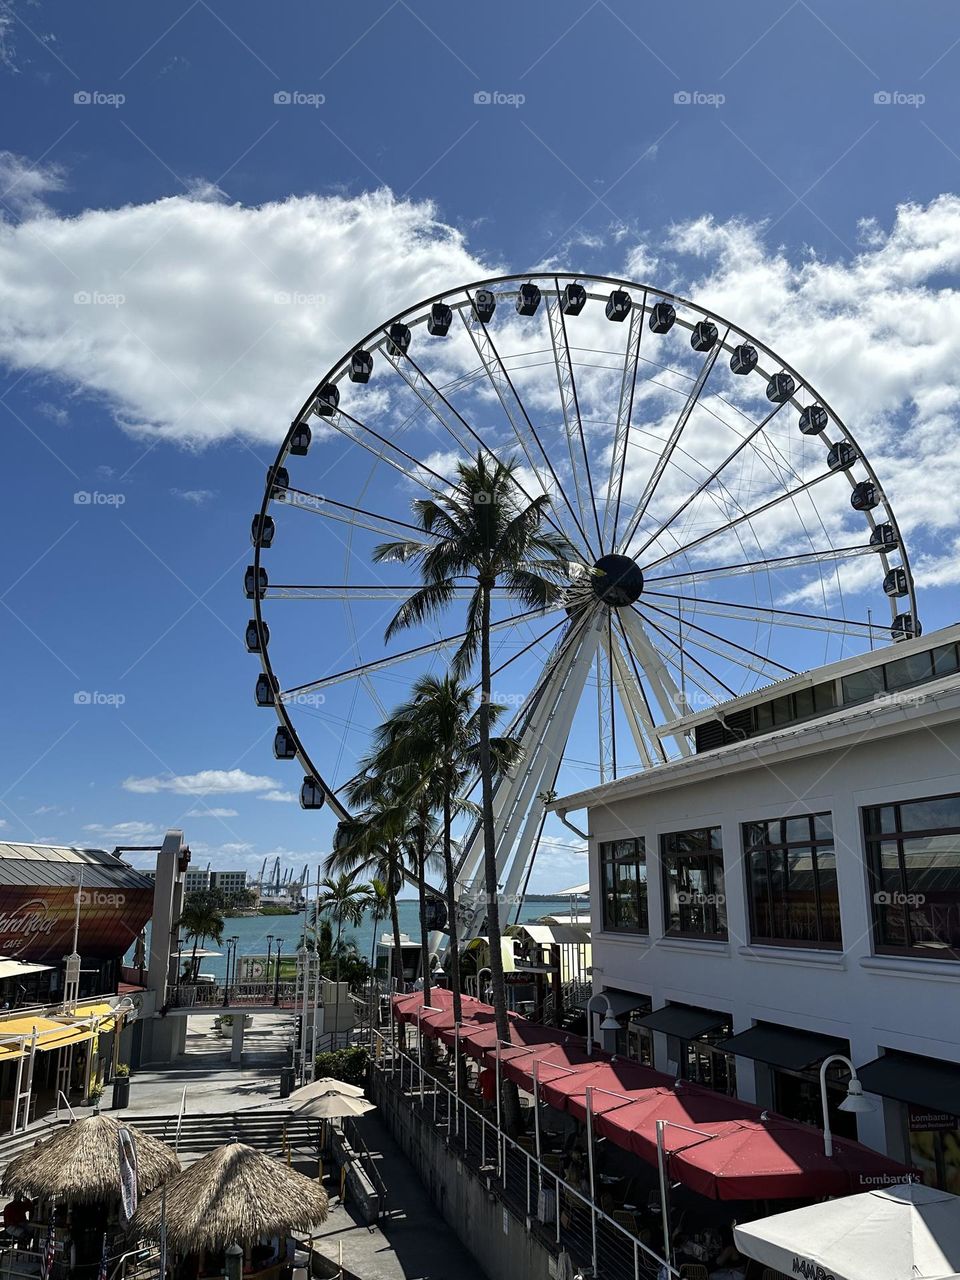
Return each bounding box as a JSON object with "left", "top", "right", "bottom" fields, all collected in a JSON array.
[
  {"left": 551, "top": 671, "right": 960, "bottom": 813},
  {"left": 0, "top": 843, "right": 154, "bottom": 890}
]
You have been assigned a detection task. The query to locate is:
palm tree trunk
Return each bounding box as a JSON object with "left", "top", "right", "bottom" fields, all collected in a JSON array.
[
  {"left": 442, "top": 781, "right": 462, "bottom": 1025},
  {"left": 190, "top": 937, "right": 200, "bottom": 982},
  {"left": 390, "top": 892, "right": 404, "bottom": 988},
  {"left": 417, "top": 832, "right": 432, "bottom": 1008},
  {"left": 479, "top": 581, "right": 521, "bottom": 1133}
]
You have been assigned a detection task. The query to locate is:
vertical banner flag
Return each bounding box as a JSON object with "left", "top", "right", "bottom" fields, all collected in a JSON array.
[{"left": 117, "top": 1126, "right": 139, "bottom": 1221}]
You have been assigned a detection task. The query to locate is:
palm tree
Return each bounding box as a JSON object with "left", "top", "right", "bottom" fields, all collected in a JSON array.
[
  {"left": 374, "top": 672, "right": 521, "bottom": 1025},
  {"left": 373, "top": 453, "right": 571, "bottom": 1059},
  {"left": 330, "top": 796, "right": 411, "bottom": 987},
  {"left": 314, "top": 873, "right": 372, "bottom": 990},
  {"left": 366, "top": 877, "right": 391, "bottom": 976},
  {"left": 176, "top": 899, "right": 225, "bottom": 982},
  {"left": 346, "top": 728, "right": 444, "bottom": 1009}
]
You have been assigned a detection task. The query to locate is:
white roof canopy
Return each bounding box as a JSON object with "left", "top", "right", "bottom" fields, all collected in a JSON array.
[
  {"left": 0, "top": 957, "right": 53, "bottom": 980},
  {"left": 734, "top": 1183, "right": 960, "bottom": 1280}
]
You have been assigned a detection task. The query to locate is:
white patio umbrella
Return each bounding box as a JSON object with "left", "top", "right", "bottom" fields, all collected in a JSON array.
[
  {"left": 293, "top": 1076, "right": 365, "bottom": 1100},
  {"left": 294, "top": 1092, "right": 376, "bottom": 1120},
  {"left": 734, "top": 1183, "right": 960, "bottom": 1280}
]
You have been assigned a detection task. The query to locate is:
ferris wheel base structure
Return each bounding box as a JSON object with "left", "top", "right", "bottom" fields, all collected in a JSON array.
[{"left": 243, "top": 273, "right": 919, "bottom": 947}]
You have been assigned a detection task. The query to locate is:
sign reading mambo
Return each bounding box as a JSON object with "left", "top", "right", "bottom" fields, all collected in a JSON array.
[
  {"left": 792, "top": 1260, "right": 836, "bottom": 1280},
  {"left": 0, "top": 886, "right": 152, "bottom": 961}
]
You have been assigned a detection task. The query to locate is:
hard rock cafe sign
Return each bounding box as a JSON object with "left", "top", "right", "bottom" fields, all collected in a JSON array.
[{"left": 0, "top": 898, "right": 57, "bottom": 955}]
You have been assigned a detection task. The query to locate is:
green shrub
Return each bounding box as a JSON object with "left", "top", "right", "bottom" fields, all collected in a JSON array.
[
  {"left": 114, "top": 1063, "right": 131, "bottom": 1078},
  {"left": 314, "top": 1045, "right": 368, "bottom": 1087}
]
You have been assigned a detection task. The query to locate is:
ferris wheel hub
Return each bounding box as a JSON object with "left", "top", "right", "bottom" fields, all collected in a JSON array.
[{"left": 590, "top": 554, "right": 645, "bottom": 608}]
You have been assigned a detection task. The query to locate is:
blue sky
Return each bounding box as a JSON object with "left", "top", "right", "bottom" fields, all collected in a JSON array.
[{"left": 1, "top": 1, "right": 960, "bottom": 892}]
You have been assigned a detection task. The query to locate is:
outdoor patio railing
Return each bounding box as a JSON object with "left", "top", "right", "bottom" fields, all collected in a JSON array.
[{"left": 371, "top": 1030, "right": 678, "bottom": 1280}]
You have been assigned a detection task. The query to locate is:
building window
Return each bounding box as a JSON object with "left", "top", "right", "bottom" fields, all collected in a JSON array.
[
  {"left": 661, "top": 827, "right": 727, "bottom": 939},
  {"left": 679, "top": 1018, "right": 737, "bottom": 1095},
  {"left": 865, "top": 793, "right": 960, "bottom": 959},
  {"left": 742, "top": 813, "right": 841, "bottom": 948},
  {"left": 599, "top": 838, "right": 648, "bottom": 933}
]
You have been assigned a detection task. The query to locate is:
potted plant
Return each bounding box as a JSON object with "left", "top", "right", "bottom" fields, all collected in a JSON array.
[
  {"left": 87, "top": 1083, "right": 105, "bottom": 1112},
  {"left": 112, "top": 1063, "right": 131, "bottom": 1109}
]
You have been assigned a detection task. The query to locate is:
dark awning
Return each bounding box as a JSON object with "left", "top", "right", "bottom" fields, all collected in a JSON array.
[
  {"left": 857, "top": 1051, "right": 960, "bottom": 1117},
  {"left": 597, "top": 989, "right": 652, "bottom": 1018},
  {"left": 632, "top": 1003, "right": 726, "bottom": 1040},
  {"left": 720, "top": 1023, "right": 846, "bottom": 1071}
]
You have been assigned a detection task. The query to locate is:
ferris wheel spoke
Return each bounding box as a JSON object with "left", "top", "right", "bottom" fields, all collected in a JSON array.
[
  {"left": 632, "top": 402, "right": 788, "bottom": 561},
  {"left": 604, "top": 296, "right": 647, "bottom": 553},
  {"left": 617, "top": 332, "right": 728, "bottom": 555},
  {"left": 617, "top": 606, "right": 692, "bottom": 754},
  {"left": 488, "top": 612, "right": 571, "bottom": 680},
  {"left": 458, "top": 295, "right": 595, "bottom": 557},
  {"left": 280, "top": 607, "right": 552, "bottom": 698},
  {"left": 262, "top": 584, "right": 513, "bottom": 601},
  {"left": 640, "top": 597, "right": 798, "bottom": 680},
  {"left": 635, "top": 607, "right": 738, "bottom": 701},
  {"left": 279, "top": 487, "right": 438, "bottom": 540},
  {"left": 545, "top": 280, "right": 603, "bottom": 548},
  {"left": 645, "top": 544, "right": 873, "bottom": 587},
  {"left": 640, "top": 468, "right": 835, "bottom": 572},
  {"left": 386, "top": 345, "right": 578, "bottom": 550},
  {"left": 642, "top": 589, "right": 887, "bottom": 637},
  {"left": 322, "top": 402, "right": 454, "bottom": 497}
]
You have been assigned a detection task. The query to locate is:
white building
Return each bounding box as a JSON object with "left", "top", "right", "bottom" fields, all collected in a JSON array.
[
  {"left": 184, "top": 868, "right": 248, "bottom": 897},
  {"left": 551, "top": 621, "right": 960, "bottom": 1194}
]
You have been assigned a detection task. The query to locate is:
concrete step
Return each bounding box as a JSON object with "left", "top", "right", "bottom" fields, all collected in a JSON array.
[{"left": 126, "top": 1111, "right": 321, "bottom": 1156}]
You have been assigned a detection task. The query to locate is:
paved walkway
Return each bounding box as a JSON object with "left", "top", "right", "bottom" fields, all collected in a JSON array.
[
  {"left": 311, "top": 1110, "right": 488, "bottom": 1280},
  {"left": 120, "top": 1013, "right": 294, "bottom": 1116}
]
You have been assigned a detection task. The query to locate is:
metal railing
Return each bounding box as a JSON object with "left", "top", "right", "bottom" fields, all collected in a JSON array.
[
  {"left": 341, "top": 1113, "right": 388, "bottom": 1212},
  {"left": 375, "top": 1031, "right": 676, "bottom": 1280},
  {"left": 169, "top": 981, "right": 296, "bottom": 1008}
]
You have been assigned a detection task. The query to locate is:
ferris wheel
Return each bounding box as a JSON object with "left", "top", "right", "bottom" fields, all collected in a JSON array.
[{"left": 244, "top": 273, "right": 918, "bottom": 940}]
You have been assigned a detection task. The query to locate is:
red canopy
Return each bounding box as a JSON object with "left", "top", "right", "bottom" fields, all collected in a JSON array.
[
  {"left": 500, "top": 1042, "right": 598, "bottom": 1090},
  {"left": 668, "top": 1117, "right": 915, "bottom": 1201},
  {"left": 538, "top": 1058, "right": 673, "bottom": 1112},
  {"left": 462, "top": 1017, "right": 562, "bottom": 1062},
  {"left": 576, "top": 1083, "right": 762, "bottom": 1158},
  {"left": 392, "top": 989, "right": 455, "bottom": 1024}
]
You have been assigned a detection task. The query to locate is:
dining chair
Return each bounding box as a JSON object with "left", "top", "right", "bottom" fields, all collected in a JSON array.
[{"left": 679, "top": 1265, "right": 709, "bottom": 1280}]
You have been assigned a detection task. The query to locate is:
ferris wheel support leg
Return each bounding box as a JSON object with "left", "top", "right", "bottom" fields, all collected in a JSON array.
[
  {"left": 603, "top": 629, "right": 655, "bottom": 770},
  {"left": 457, "top": 624, "right": 598, "bottom": 940},
  {"left": 490, "top": 625, "right": 599, "bottom": 902},
  {"left": 620, "top": 607, "right": 692, "bottom": 756}
]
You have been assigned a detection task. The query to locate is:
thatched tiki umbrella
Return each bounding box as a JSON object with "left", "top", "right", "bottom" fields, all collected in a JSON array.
[
  {"left": 130, "top": 1142, "right": 329, "bottom": 1256},
  {"left": 3, "top": 1114, "right": 180, "bottom": 1204}
]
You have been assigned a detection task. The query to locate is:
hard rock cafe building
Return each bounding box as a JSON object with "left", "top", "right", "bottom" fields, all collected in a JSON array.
[{"left": 0, "top": 840, "right": 155, "bottom": 1130}]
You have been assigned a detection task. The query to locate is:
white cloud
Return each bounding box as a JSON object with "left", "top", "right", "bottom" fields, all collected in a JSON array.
[
  {"left": 82, "top": 820, "right": 160, "bottom": 840},
  {"left": 0, "top": 177, "right": 492, "bottom": 446},
  {"left": 184, "top": 807, "right": 239, "bottom": 818},
  {"left": 171, "top": 488, "right": 216, "bottom": 505},
  {"left": 123, "top": 769, "right": 282, "bottom": 796},
  {"left": 257, "top": 789, "right": 297, "bottom": 803},
  {"left": 0, "top": 151, "right": 65, "bottom": 220}
]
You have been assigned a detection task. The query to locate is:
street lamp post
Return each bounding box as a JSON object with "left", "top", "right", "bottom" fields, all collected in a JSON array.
[
  {"left": 585, "top": 992, "right": 621, "bottom": 1055},
  {"left": 273, "top": 939, "right": 283, "bottom": 1006},
  {"left": 819, "top": 1053, "right": 874, "bottom": 1157}
]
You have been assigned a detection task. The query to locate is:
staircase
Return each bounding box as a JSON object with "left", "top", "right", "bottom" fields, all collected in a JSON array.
[
  {"left": 0, "top": 1110, "right": 321, "bottom": 1179},
  {"left": 127, "top": 1110, "right": 321, "bottom": 1163}
]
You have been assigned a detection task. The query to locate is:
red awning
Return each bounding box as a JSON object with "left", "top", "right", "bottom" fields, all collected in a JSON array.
[
  {"left": 501, "top": 1042, "right": 597, "bottom": 1090},
  {"left": 461, "top": 1017, "right": 560, "bottom": 1062},
  {"left": 538, "top": 1058, "right": 673, "bottom": 1112},
  {"left": 575, "top": 1083, "right": 762, "bottom": 1157},
  {"left": 667, "top": 1117, "right": 916, "bottom": 1201}
]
